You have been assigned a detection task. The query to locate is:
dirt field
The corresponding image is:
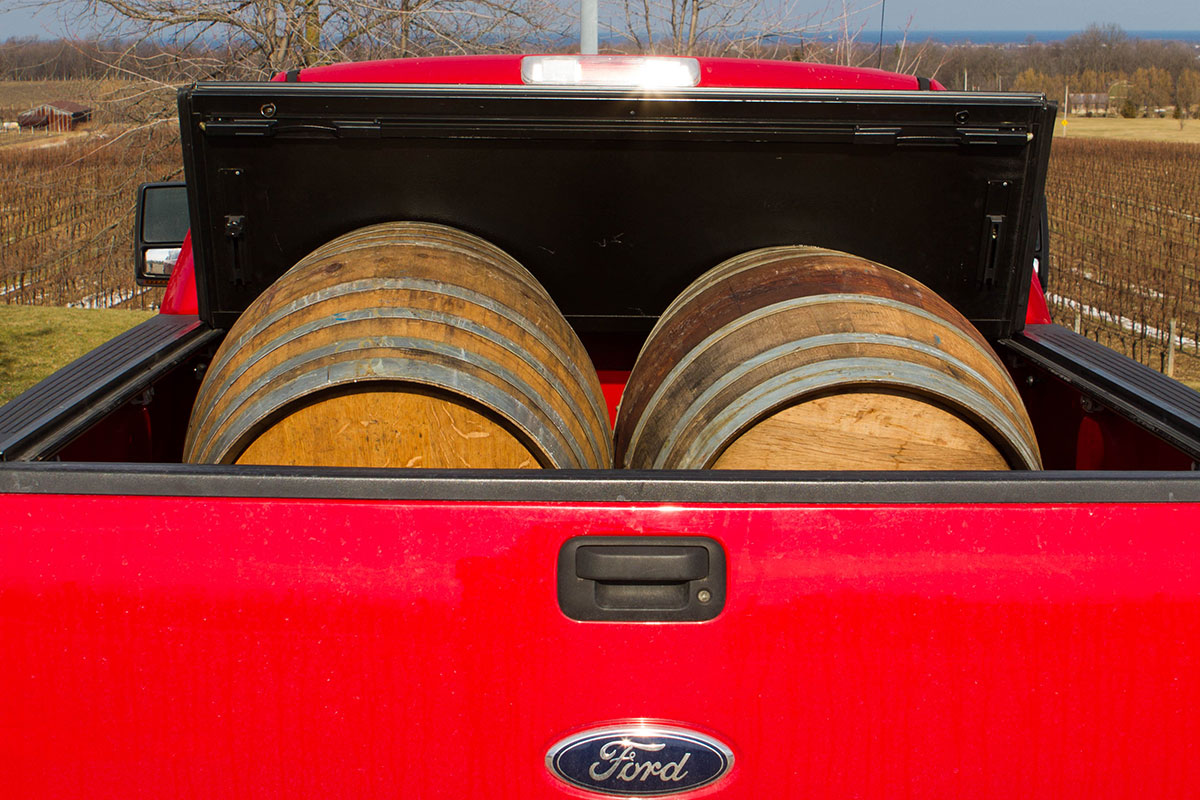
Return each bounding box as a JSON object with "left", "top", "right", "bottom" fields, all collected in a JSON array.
[
  {"left": 1052, "top": 116, "right": 1200, "bottom": 144},
  {"left": 0, "top": 121, "right": 179, "bottom": 309},
  {"left": 0, "top": 79, "right": 129, "bottom": 109}
]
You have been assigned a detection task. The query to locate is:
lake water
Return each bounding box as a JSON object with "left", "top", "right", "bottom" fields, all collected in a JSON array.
[{"left": 876, "top": 30, "right": 1200, "bottom": 45}]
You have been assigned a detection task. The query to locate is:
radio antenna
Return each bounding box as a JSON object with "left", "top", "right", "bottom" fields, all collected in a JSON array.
[{"left": 877, "top": 0, "right": 886, "bottom": 69}]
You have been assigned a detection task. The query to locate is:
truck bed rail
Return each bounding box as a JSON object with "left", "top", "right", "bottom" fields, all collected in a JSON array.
[
  {"left": 1001, "top": 323, "right": 1200, "bottom": 461},
  {"left": 6, "top": 461, "right": 1200, "bottom": 503}
]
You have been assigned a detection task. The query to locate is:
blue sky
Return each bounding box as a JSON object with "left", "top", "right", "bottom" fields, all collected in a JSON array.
[
  {"left": 2, "top": 0, "right": 1198, "bottom": 40},
  {"left": 874, "top": 0, "right": 1199, "bottom": 32}
]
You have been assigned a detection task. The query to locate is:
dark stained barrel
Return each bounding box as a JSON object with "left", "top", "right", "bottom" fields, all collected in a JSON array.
[
  {"left": 184, "top": 222, "right": 612, "bottom": 469},
  {"left": 614, "top": 246, "right": 1042, "bottom": 471}
]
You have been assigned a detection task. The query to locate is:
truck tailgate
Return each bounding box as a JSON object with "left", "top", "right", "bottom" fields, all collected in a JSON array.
[{"left": 3, "top": 472, "right": 1198, "bottom": 798}]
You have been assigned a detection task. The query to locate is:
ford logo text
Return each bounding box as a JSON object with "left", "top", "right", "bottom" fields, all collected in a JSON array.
[{"left": 546, "top": 724, "right": 733, "bottom": 796}]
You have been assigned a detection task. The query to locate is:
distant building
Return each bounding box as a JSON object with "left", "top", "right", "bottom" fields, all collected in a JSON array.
[
  {"left": 17, "top": 100, "right": 93, "bottom": 132},
  {"left": 1067, "top": 93, "right": 1109, "bottom": 115}
]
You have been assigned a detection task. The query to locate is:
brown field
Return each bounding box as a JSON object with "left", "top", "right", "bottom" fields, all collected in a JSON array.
[
  {"left": 0, "top": 78, "right": 177, "bottom": 131},
  {"left": 1045, "top": 138, "right": 1200, "bottom": 382},
  {"left": 0, "top": 77, "right": 181, "bottom": 309},
  {"left": 1052, "top": 116, "right": 1200, "bottom": 144},
  {"left": 0, "top": 127, "right": 180, "bottom": 308}
]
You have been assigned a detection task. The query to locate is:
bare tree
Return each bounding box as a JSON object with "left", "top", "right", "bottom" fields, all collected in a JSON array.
[
  {"left": 14, "top": 0, "right": 569, "bottom": 78},
  {"left": 607, "top": 0, "right": 874, "bottom": 58},
  {"left": 1175, "top": 69, "right": 1200, "bottom": 123},
  {"left": 781, "top": 4, "right": 939, "bottom": 76},
  {"left": 886, "top": 17, "right": 945, "bottom": 77},
  {"left": 1131, "top": 66, "right": 1174, "bottom": 116}
]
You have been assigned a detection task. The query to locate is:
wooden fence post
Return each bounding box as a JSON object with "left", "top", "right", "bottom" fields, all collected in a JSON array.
[{"left": 1167, "top": 318, "right": 1177, "bottom": 378}]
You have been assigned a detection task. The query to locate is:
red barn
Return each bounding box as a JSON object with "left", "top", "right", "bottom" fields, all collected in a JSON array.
[{"left": 17, "top": 100, "right": 92, "bottom": 132}]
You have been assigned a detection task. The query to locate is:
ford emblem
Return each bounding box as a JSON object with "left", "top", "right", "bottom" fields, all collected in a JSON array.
[{"left": 546, "top": 724, "right": 734, "bottom": 796}]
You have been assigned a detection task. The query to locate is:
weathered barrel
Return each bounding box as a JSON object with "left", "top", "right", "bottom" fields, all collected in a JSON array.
[
  {"left": 184, "top": 222, "right": 612, "bottom": 469},
  {"left": 614, "top": 246, "right": 1042, "bottom": 471}
]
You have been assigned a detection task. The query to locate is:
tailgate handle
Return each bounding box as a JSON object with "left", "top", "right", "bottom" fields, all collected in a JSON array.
[
  {"left": 577, "top": 545, "right": 707, "bottom": 582},
  {"left": 558, "top": 537, "right": 726, "bottom": 622}
]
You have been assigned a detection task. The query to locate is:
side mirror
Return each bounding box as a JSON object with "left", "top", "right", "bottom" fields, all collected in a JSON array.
[{"left": 135, "top": 182, "right": 189, "bottom": 286}]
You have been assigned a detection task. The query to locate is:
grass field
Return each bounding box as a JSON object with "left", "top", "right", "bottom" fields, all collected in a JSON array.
[
  {"left": 0, "top": 304, "right": 153, "bottom": 405},
  {"left": 1052, "top": 116, "right": 1200, "bottom": 143}
]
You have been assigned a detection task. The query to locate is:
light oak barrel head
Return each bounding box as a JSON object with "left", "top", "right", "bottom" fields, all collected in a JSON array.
[
  {"left": 712, "top": 391, "right": 1010, "bottom": 471},
  {"left": 236, "top": 384, "right": 540, "bottom": 469}
]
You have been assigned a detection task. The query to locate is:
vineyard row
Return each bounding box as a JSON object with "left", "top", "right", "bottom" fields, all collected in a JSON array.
[{"left": 3, "top": 132, "right": 1199, "bottom": 386}]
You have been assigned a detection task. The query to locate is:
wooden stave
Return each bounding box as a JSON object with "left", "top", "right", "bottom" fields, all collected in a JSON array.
[
  {"left": 186, "top": 294, "right": 603, "bottom": 467},
  {"left": 293, "top": 221, "right": 555, "bottom": 304},
  {"left": 617, "top": 249, "right": 1006, "bottom": 459},
  {"left": 192, "top": 231, "right": 609, "bottom": 465},
  {"left": 185, "top": 222, "right": 611, "bottom": 469},
  {"left": 624, "top": 297, "right": 1037, "bottom": 469},
  {"left": 189, "top": 250, "right": 609, "bottom": 465},
  {"left": 191, "top": 224, "right": 591, "bottom": 427},
  {"left": 615, "top": 247, "right": 1042, "bottom": 471}
]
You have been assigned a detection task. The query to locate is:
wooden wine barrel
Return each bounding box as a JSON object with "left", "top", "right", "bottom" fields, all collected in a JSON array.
[
  {"left": 184, "top": 222, "right": 612, "bottom": 469},
  {"left": 614, "top": 246, "right": 1042, "bottom": 471}
]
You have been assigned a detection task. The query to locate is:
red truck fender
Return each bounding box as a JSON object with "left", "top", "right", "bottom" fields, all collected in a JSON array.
[
  {"left": 1026, "top": 270, "right": 1052, "bottom": 325},
  {"left": 160, "top": 230, "right": 197, "bottom": 315}
]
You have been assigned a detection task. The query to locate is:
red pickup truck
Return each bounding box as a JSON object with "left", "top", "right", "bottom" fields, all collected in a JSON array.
[{"left": 2, "top": 54, "right": 1198, "bottom": 799}]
